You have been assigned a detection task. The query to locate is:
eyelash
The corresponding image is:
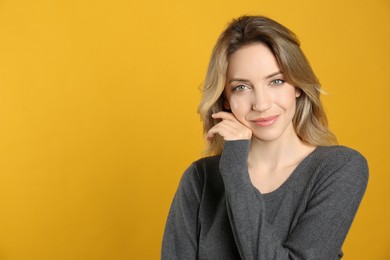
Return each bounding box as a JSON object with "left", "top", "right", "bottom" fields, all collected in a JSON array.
[
  {"left": 270, "top": 79, "right": 285, "bottom": 85},
  {"left": 231, "top": 79, "right": 285, "bottom": 92},
  {"left": 232, "top": 85, "right": 250, "bottom": 92}
]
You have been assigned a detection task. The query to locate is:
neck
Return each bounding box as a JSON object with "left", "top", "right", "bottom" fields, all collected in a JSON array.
[{"left": 248, "top": 131, "right": 314, "bottom": 172}]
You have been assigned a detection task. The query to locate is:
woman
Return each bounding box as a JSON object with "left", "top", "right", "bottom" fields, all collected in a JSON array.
[{"left": 162, "top": 16, "right": 368, "bottom": 259}]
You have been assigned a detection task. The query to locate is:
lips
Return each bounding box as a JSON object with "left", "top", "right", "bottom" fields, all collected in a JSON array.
[{"left": 251, "top": 115, "right": 279, "bottom": 127}]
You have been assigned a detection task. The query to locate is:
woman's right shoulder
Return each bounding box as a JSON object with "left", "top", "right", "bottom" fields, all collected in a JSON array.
[
  {"left": 180, "top": 155, "right": 222, "bottom": 186},
  {"left": 193, "top": 155, "right": 221, "bottom": 172}
]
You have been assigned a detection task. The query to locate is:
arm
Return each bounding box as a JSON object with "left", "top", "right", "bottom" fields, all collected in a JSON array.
[
  {"left": 220, "top": 140, "right": 368, "bottom": 260},
  {"left": 161, "top": 163, "right": 203, "bottom": 260}
]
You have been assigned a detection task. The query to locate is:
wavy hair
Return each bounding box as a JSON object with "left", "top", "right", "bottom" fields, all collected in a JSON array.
[{"left": 198, "top": 15, "right": 337, "bottom": 155}]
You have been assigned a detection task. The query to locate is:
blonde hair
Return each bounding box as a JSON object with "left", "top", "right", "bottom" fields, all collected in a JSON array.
[{"left": 198, "top": 16, "right": 337, "bottom": 155}]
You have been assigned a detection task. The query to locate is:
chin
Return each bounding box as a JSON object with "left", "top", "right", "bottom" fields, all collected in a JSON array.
[{"left": 251, "top": 133, "right": 283, "bottom": 143}]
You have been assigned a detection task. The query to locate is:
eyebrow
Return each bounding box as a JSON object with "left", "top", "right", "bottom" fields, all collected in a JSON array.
[
  {"left": 265, "top": 71, "right": 283, "bottom": 79},
  {"left": 228, "top": 71, "right": 283, "bottom": 84}
]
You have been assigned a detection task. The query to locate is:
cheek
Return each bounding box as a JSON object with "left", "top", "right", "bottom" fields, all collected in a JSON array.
[
  {"left": 278, "top": 89, "right": 298, "bottom": 110},
  {"left": 228, "top": 98, "right": 252, "bottom": 126},
  {"left": 228, "top": 97, "right": 251, "bottom": 115}
]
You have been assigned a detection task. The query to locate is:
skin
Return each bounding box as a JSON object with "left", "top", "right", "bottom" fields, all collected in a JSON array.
[{"left": 207, "top": 43, "right": 315, "bottom": 193}]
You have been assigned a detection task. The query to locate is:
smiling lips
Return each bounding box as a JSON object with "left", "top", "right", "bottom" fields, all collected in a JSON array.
[{"left": 251, "top": 115, "right": 279, "bottom": 127}]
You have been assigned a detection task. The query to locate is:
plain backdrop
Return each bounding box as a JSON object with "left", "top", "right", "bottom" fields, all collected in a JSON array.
[{"left": 0, "top": 0, "right": 389, "bottom": 259}]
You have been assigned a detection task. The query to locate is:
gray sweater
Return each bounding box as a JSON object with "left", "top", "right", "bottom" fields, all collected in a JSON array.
[{"left": 162, "top": 140, "right": 368, "bottom": 259}]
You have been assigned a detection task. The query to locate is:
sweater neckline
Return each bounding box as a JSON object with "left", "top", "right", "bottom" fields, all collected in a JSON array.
[{"left": 258, "top": 146, "right": 322, "bottom": 200}]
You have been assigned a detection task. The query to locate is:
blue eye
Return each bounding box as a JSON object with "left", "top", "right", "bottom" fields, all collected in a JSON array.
[
  {"left": 270, "top": 79, "right": 285, "bottom": 85},
  {"left": 233, "top": 85, "right": 250, "bottom": 92}
]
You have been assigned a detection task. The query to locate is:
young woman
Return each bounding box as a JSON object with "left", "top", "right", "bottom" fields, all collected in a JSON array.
[{"left": 162, "top": 16, "right": 368, "bottom": 259}]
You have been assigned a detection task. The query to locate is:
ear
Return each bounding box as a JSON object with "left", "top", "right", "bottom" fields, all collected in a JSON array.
[{"left": 295, "top": 88, "right": 302, "bottom": 98}]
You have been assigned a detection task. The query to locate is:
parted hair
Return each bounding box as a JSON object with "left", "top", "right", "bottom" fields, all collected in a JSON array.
[{"left": 198, "top": 15, "right": 337, "bottom": 155}]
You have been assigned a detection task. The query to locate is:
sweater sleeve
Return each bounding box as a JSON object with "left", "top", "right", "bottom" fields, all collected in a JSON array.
[
  {"left": 161, "top": 163, "right": 202, "bottom": 260},
  {"left": 219, "top": 140, "right": 369, "bottom": 260}
]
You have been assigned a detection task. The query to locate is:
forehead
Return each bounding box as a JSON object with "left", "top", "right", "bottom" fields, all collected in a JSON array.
[{"left": 226, "top": 43, "right": 280, "bottom": 79}]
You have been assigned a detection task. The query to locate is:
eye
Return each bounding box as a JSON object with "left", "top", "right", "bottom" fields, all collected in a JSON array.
[
  {"left": 232, "top": 84, "right": 250, "bottom": 92},
  {"left": 270, "top": 79, "right": 285, "bottom": 86}
]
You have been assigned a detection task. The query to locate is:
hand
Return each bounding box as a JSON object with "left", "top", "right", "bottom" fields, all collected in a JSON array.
[{"left": 207, "top": 112, "right": 252, "bottom": 141}]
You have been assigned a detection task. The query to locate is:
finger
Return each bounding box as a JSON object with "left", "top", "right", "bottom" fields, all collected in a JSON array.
[
  {"left": 211, "top": 111, "right": 238, "bottom": 121},
  {"left": 207, "top": 124, "right": 237, "bottom": 141},
  {"left": 207, "top": 120, "right": 252, "bottom": 141}
]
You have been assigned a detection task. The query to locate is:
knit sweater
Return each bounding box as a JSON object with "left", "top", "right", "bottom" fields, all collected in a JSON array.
[{"left": 162, "top": 140, "right": 368, "bottom": 260}]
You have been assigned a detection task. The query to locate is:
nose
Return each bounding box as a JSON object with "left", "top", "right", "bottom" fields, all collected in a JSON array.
[{"left": 252, "top": 89, "right": 272, "bottom": 112}]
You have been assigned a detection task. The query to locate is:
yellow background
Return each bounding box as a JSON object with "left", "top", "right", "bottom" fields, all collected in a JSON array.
[{"left": 0, "top": 0, "right": 389, "bottom": 259}]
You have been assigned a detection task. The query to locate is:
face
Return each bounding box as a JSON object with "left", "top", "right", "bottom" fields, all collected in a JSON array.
[{"left": 224, "top": 43, "right": 301, "bottom": 143}]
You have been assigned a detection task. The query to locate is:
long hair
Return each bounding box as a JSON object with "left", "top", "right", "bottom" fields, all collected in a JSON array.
[{"left": 198, "top": 16, "right": 337, "bottom": 155}]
